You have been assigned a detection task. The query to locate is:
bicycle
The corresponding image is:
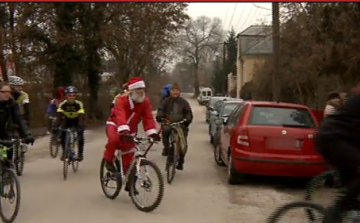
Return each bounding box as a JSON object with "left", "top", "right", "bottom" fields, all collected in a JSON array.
[
  {"left": 163, "top": 120, "right": 187, "bottom": 184},
  {"left": 267, "top": 175, "right": 360, "bottom": 223},
  {"left": 62, "top": 127, "right": 80, "bottom": 180},
  {"left": 0, "top": 139, "right": 22, "bottom": 223},
  {"left": 100, "top": 136, "right": 164, "bottom": 212}
]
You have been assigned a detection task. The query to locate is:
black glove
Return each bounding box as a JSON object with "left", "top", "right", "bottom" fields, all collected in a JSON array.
[
  {"left": 183, "top": 119, "right": 190, "bottom": 126},
  {"left": 149, "top": 133, "right": 161, "bottom": 142},
  {"left": 24, "top": 135, "right": 35, "bottom": 145},
  {"left": 122, "top": 134, "right": 134, "bottom": 142}
]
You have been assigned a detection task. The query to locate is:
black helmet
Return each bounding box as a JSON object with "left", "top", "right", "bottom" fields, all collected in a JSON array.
[{"left": 64, "top": 86, "right": 78, "bottom": 94}]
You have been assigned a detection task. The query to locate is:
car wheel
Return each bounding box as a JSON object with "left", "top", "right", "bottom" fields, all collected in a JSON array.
[
  {"left": 214, "top": 144, "right": 225, "bottom": 166},
  {"left": 227, "top": 152, "right": 244, "bottom": 185}
]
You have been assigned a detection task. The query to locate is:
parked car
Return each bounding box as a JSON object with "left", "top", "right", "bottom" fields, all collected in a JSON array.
[
  {"left": 215, "top": 101, "right": 327, "bottom": 184},
  {"left": 210, "top": 100, "right": 243, "bottom": 145},
  {"left": 197, "top": 87, "right": 213, "bottom": 105},
  {"left": 205, "top": 96, "right": 228, "bottom": 123}
]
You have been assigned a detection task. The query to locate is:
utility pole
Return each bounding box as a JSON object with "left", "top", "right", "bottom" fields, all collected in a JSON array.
[
  {"left": 272, "top": 2, "right": 280, "bottom": 102},
  {"left": 222, "top": 41, "right": 227, "bottom": 95}
]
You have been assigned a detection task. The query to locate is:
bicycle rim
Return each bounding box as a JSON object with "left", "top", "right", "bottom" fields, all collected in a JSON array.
[
  {"left": 166, "top": 143, "right": 177, "bottom": 184},
  {"left": 129, "top": 159, "right": 164, "bottom": 212},
  {"left": 0, "top": 169, "right": 21, "bottom": 223},
  {"left": 71, "top": 136, "right": 79, "bottom": 173},
  {"left": 267, "top": 201, "right": 325, "bottom": 223},
  {"left": 100, "top": 158, "right": 122, "bottom": 199}
]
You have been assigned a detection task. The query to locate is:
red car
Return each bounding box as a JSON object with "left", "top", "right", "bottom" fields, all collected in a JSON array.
[{"left": 214, "top": 101, "right": 327, "bottom": 184}]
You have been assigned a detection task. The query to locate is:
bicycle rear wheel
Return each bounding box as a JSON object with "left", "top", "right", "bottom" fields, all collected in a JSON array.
[
  {"left": 0, "top": 169, "right": 21, "bottom": 223},
  {"left": 100, "top": 158, "right": 122, "bottom": 199},
  {"left": 49, "top": 133, "right": 60, "bottom": 158},
  {"left": 166, "top": 141, "right": 177, "bottom": 184},
  {"left": 129, "top": 159, "right": 164, "bottom": 212},
  {"left": 267, "top": 201, "right": 325, "bottom": 223}
]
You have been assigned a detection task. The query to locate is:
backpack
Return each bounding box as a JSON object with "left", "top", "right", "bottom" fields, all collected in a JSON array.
[{"left": 161, "top": 84, "right": 172, "bottom": 100}]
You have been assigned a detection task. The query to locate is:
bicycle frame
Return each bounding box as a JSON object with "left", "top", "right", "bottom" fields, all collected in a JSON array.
[
  {"left": 63, "top": 128, "right": 78, "bottom": 159},
  {"left": 114, "top": 137, "right": 157, "bottom": 186}
]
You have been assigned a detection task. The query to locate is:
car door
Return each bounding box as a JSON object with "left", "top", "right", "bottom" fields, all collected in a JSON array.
[{"left": 220, "top": 104, "right": 245, "bottom": 165}]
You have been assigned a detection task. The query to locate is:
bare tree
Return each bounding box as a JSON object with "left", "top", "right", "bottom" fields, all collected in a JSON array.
[{"left": 176, "top": 16, "right": 224, "bottom": 96}]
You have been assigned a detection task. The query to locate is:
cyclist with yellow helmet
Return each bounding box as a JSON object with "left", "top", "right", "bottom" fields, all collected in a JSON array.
[
  {"left": 53, "top": 86, "right": 86, "bottom": 161},
  {"left": 8, "top": 76, "right": 30, "bottom": 126}
]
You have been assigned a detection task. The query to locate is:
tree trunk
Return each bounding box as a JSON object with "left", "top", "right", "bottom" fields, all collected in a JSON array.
[{"left": 0, "top": 27, "right": 7, "bottom": 81}]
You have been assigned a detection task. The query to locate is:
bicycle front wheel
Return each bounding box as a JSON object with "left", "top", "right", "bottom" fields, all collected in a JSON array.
[
  {"left": 129, "top": 159, "right": 164, "bottom": 212},
  {"left": 0, "top": 169, "right": 21, "bottom": 223},
  {"left": 166, "top": 142, "right": 177, "bottom": 184},
  {"left": 14, "top": 146, "right": 24, "bottom": 177},
  {"left": 267, "top": 201, "right": 325, "bottom": 223}
]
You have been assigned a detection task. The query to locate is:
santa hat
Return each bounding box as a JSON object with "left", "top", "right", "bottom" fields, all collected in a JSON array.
[{"left": 127, "top": 77, "right": 145, "bottom": 91}]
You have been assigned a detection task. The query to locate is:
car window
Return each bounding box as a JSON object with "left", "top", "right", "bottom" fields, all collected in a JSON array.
[
  {"left": 226, "top": 104, "right": 245, "bottom": 127},
  {"left": 201, "top": 91, "right": 206, "bottom": 96},
  {"left": 248, "top": 106, "right": 316, "bottom": 128},
  {"left": 207, "top": 91, "right": 212, "bottom": 96},
  {"left": 221, "top": 103, "right": 239, "bottom": 118}
]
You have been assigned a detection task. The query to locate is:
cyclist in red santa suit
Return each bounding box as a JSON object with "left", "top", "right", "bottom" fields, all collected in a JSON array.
[{"left": 104, "top": 77, "right": 161, "bottom": 174}]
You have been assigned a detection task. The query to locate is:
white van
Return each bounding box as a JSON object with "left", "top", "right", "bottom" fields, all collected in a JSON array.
[{"left": 197, "top": 87, "right": 213, "bottom": 105}]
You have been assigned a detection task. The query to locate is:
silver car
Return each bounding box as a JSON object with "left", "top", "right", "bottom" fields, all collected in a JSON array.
[
  {"left": 209, "top": 100, "right": 243, "bottom": 145},
  {"left": 205, "top": 96, "right": 228, "bottom": 123}
]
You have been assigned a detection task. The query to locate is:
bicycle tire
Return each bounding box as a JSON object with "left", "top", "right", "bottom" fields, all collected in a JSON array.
[
  {"left": 0, "top": 169, "right": 21, "bottom": 223},
  {"left": 267, "top": 201, "right": 325, "bottom": 223},
  {"left": 166, "top": 141, "right": 177, "bottom": 184},
  {"left": 63, "top": 132, "right": 71, "bottom": 180},
  {"left": 304, "top": 170, "right": 338, "bottom": 221},
  {"left": 129, "top": 159, "right": 164, "bottom": 212},
  {"left": 49, "top": 133, "right": 59, "bottom": 158},
  {"left": 71, "top": 132, "right": 79, "bottom": 173},
  {"left": 14, "top": 147, "right": 24, "bottom": 177},
  {"left": 100, "top": 158, "right": 122, "bottom": 199}
]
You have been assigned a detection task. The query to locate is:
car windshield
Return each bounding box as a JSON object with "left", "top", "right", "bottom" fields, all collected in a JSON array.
[
  {"left": 248, "top": 106, "right": 316, "bottom": 128},
  {"left": 221, "top": 104, "right": 239, "bottom": 117},
  {"left": 207, "top": 91, "right": 211, "bottom": 96}
]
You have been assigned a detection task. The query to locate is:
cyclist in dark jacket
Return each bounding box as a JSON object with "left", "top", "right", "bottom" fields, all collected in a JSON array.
[
  {"left": 0, "top": 82, "right": 34, "bottom": 160},
  {"left": 156, "top": 83, "right": 193, "bottom": 170},
  {"left": 315, "top": 84, "right": 360, "bottom": 223}
]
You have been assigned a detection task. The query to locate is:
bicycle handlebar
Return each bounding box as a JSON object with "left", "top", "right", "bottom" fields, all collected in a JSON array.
[
  {"left": 0, "top": 139, "right": 23, "bottom": 147},
  {"left": 161, "top": 119, "right": 186, "bottom": 126}
]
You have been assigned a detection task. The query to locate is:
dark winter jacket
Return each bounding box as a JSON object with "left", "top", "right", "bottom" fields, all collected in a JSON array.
[{"left": 156, "top": 96, "right": 193, "bottom": 127}]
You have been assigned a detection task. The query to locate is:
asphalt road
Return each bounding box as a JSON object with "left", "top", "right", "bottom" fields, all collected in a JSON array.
[{"left": 10, "top": 94, "right": 328, "bottom": 223}]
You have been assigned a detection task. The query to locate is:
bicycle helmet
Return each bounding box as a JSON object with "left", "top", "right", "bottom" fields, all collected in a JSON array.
[
  {"left": 64, "top": 86, "right": 78, "bottom": 94},
  {"left": 8, "top": 76, "right": 25, "bottom": 86}
]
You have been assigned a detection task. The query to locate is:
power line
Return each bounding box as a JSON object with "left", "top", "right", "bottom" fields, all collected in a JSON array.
[
  {"left": 253, "top": 3, "right": 272, "bottom": 11},
  {"left": 223, "top": 5, "right": 229, "bottom": 28},
  {"left": 241, "top": 4, "right": 254, "bottom": 31},
  {"left": 235, "top": 4, "right": 247, "bottom": 31},
  {"left": 227, "top": 3, "right": 238, "bottom": 31}
]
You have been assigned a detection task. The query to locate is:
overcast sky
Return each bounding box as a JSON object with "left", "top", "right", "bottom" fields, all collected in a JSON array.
[{"left": 186, "top": 3, "right": 272, "bottom": 34}]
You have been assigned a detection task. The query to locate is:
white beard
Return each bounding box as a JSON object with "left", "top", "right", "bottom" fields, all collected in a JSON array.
[{"left": 131, "top": 93, "right": 145, "bottom": 103}]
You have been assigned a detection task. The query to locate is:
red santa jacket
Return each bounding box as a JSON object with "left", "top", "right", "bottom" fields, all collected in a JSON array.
[{"left": 106, "top": 95, "right": 157, "bottom": 137}]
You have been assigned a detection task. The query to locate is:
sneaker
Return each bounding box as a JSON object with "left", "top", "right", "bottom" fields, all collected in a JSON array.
[
  {"left": 60, "top": 152, "right": 66, "bottom": 161},
  {"left": 77, "top": 154, "right": 83, "bottom": 162},
  {"left": 176, "top": 163, "right": 183, "bottom": 170},
  {"left": 125, "top": 176, "right": 139, "bottom": 196},
  {"left": 105, "top": 160, "right": 116, "bottom": 173}
]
